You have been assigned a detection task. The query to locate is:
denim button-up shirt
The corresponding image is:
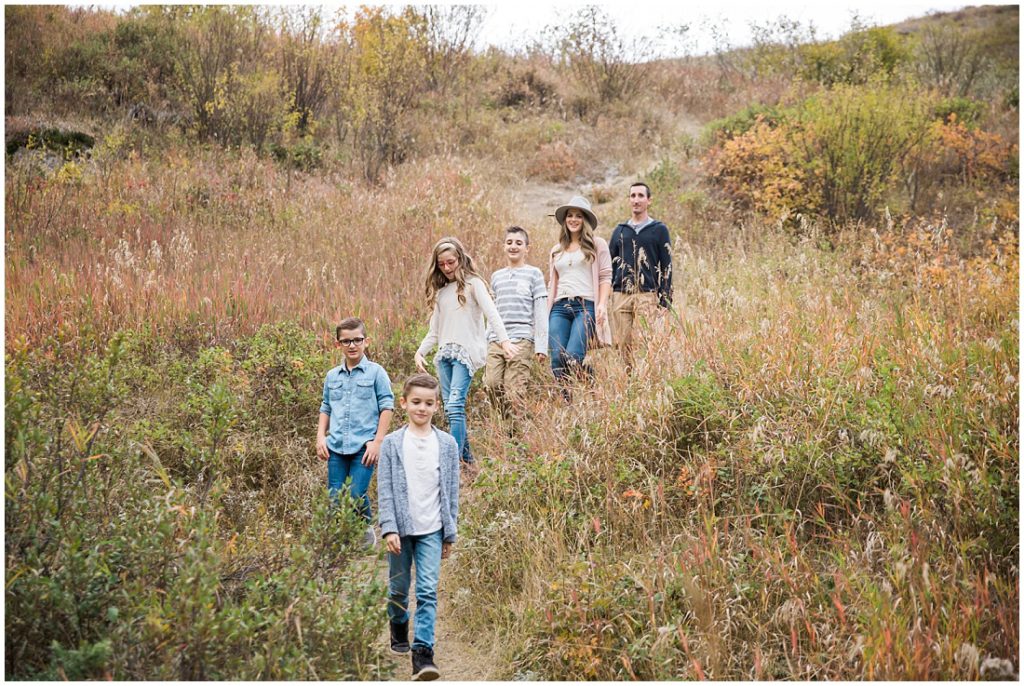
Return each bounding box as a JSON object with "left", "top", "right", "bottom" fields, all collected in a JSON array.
[{"left": 319, "top": 356, "right": 395, "bottom": 455}]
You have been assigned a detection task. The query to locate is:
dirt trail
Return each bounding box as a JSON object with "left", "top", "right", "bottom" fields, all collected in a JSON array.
[
  {"left": 504, "top": 168, "right": 652, "bottom": 244},
  {"left": 504, "top": 110, "right": 705, "bottom": 234},
  {"left": 375, "top": 476, "right": 499, "bottom": 681}
]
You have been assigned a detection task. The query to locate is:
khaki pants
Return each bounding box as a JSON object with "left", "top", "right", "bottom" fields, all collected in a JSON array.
[
  {"left": 483, "top": 339, "right": 536, "bottom": 418},
  {"left": 610, "top": 291, "right": 661, "bottom": 348}
]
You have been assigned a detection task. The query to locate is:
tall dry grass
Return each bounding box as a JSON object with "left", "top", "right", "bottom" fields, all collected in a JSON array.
[
  {"left": 5, "top": 146, "right": 529, "bottom": 358},
  {"left": 447, "top": 213, "right": 1018, "bottom": 679}
]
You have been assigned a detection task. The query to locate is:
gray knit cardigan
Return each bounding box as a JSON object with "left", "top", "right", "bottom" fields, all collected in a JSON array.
[{"left": 377, "top": 425, "right": 460, "bottom": 543}]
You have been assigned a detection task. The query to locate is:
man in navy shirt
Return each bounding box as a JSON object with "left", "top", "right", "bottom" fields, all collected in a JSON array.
[{"left": 608, "top": 182, "right": 673, "bottom": 368}]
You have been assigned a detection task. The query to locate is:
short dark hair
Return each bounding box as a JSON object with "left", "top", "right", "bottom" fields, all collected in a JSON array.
[
  {"left": 335, "top": 317, "right": 366, "bottom": 340},
  {"left": 402, "top": 372, "right": 439, "bottom": 398},
  {"left": 505, "top": 225, "right": 529, "bottom": 246},
  {"left": 630, "top": 182, "right": 651, "bottom": 199}
]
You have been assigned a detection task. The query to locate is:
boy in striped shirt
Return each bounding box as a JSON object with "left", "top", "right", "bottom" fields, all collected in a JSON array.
[{"left": 483, "top": 226, "right": 548, "bottom": 424}]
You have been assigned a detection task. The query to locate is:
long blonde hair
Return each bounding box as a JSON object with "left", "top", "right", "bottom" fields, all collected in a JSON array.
[
  {"left": 424, "top": 236, "right": 485, "bottom": 308},
  {"left": 554, "top": 210, "right": 597, "bottom": 263}
]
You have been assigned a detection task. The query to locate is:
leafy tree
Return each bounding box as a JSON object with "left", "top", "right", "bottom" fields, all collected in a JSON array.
[
  {"left": 276, "top": 7, "right": 337, "bottom": 135},
  {"left": 171, "top": 6, "right": 270, "bottom": 143},
  {"left": 109, "top": 8, "right": 181, "bottom": 109},
  {"left": 340, "top": 6, "right": 428, "bottom": 183},
  {"left": 413, "top": 5, "right": 487, "bottom": 97},
  {"left": 794, "top": 83, "right": 931, "bottom": 220}
]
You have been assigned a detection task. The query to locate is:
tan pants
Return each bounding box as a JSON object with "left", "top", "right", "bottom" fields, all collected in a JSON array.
[
  {"left": 610, "top": 291, "right": 661, "bottom": 348},
  {"left": 483, "top": 339, "right": 536, "bottom": 418}
]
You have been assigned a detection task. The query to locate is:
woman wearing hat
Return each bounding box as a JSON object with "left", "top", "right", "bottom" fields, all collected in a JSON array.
[{"left": 547, "top": 195, "right": 612, "bottom": 382}]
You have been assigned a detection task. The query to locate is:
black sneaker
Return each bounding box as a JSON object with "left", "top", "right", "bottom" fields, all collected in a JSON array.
[
  {"left": 389, "top": 621, "right": 410, "bottom": 655},
  {"left": 411, "top": 646, "right": 440, "bottom": 681}
]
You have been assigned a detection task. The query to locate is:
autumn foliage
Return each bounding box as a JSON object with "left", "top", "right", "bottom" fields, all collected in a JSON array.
[{"left": 706, "top": 85, "right": 1016, "bottom": 224}]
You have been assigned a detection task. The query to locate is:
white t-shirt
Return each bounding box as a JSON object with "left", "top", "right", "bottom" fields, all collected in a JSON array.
[
  {"left": 402, "top": 429, "right": 442, "bottom": 535},
  {"left": 553, "top": 250, "right": 593, "bottom": 300}
]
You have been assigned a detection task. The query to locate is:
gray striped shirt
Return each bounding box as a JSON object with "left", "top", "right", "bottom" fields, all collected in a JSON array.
[{"left": 487, "top": 265, "right": 548, "bottom": 354}]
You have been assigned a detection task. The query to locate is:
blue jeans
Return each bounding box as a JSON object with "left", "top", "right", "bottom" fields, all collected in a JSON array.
[
  {"left": 387, "top": 529, "right": 443, "bottom": 650},
  {"left": 548, "top": 297, "right": 596, "bottom": 380},
  {"left": 436, "top": 356, "right": 473, "bottom": 462},
  {"left": 327, "top": 446, "right": 373, "bottom": 522}
]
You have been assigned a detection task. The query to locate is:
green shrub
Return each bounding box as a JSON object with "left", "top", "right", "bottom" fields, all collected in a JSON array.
[
  {"left": 6, "top": 128, "right": 96, "bottom": 157},
  {"left": 271, "top": 138, "right": 325, "bottom": 171},
  {"left": 38, "top": 639, "right": 113, "bottom": 680},
  {"left": 794, "top": 83, "right": 932, "bottom": 221},
  {"left": 668, "top": 364, "right": 732, "bottom": 451},
  {"left": 931, "top": 96, "right": 986, "bottom": 128},
  {"left": 797, "top": 26, "right": 910, "bottom": 87},
  {"left": 646, "top": 157, "right": 684, "bottom": 202},
  {"left": 701, "top": 102, "right": 786, "bottom": 145},
  {"left": 5, "top": 326, "right": 393, "bottom": 679}
]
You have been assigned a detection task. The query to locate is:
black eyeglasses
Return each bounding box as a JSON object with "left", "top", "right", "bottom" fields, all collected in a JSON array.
[{"left": 338, "top": 337, "right": 366, "bottom": 347}]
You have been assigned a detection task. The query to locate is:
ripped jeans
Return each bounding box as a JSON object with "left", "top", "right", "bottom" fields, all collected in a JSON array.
[{"left": 436, "top": 356, "right": 474, "bottom": 462}]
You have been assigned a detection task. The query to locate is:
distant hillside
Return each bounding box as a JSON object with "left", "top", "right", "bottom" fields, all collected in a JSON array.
[{"left": 892, "top": 4, "right": 1019, "bottom": 67}]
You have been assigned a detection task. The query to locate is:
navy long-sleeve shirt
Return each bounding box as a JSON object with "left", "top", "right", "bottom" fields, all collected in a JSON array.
[{"left": 609, "top": 219, "right": 673, "bottom": 308}]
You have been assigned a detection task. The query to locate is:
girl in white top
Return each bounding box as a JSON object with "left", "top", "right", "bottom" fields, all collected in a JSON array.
[{"left": 415, "top": 237, "right": 518, "bottom": 464}]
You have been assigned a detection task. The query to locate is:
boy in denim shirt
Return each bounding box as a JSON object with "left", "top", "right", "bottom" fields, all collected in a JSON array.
[{"left": 316, "top": 317, "right": 394, "bottom": 546}]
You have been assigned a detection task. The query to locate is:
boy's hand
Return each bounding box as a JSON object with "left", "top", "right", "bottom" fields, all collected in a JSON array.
[
  {"left": 441, "top": 542, "right": 452, "bottom": 559},
  {"left": 362, "top": 439, "right": 382, "bottom": 466},
  {"left": 385, "top": 533, "right": 401, "bottom": 555},
  {"left": 500, "top": 340, "right": 520, "bottom": 360},
  {"left": 414, "top": 352, "right": 428, "bottom": 372},
  {"left": 316, "top": 435, "right": 329, "bottom": 461}
]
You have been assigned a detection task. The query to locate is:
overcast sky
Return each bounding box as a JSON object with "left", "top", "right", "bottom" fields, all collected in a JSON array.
[{"left": 472, "top": 0, "right": 982, "bottom": 55}]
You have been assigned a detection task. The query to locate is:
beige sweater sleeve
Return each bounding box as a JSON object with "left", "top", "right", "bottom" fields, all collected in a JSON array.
[
  {"left": 416, "top": 302, "right": 440, "bottom": 358},
  {"left": 472, "top": 277, "right": 509, "bottom": 343}
]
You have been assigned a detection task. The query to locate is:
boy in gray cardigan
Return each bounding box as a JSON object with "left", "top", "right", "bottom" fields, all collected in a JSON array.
[{"left": 377, "top": 373, "right": 460, "bottom": 681}]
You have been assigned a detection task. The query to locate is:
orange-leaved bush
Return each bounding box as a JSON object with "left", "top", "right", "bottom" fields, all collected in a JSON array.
[
  {"left": 928, "top": 114, "right": 1017, "bottom": 184},
  {"left": 705, "top": 117, "right": 817, "bottom": 220}
]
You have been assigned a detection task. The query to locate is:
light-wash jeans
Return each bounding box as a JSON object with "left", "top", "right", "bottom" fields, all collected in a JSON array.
[
  {"left": 436, "top": 356, "right": 473, "bottom": 462},
  {"left": 327, "top": 445, "right": 373, "bottom": 521},
  {"left": 387, "top": 529, "right": 443, "bottom": 650}
]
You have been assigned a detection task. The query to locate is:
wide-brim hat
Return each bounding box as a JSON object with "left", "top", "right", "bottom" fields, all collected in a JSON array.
[{"left": 555, "top": 195, "right": 598, "bottom": 229}]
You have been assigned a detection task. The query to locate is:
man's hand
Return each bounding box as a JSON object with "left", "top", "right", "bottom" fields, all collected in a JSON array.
[
  {"left": 316, "top": 434, "right": 329, "bottom": 461},
  {"left": 362, "top": 439, "right": 382, "bottom": 466},
  {"left": 385, "top": 533, "right": 401, "bottom": 555},
  {"left": 441, "top": 542, "right": 452, "bottom": 559}
]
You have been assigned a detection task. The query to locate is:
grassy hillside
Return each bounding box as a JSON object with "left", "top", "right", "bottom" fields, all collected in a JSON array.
[{"left": 5, "top": 4, "right": 1018, "bottom": 680}]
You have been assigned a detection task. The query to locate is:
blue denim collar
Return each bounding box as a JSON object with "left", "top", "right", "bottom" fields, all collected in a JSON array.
[{"left": 340, "top": 355, "right": 370, "bottom": 374}]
